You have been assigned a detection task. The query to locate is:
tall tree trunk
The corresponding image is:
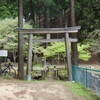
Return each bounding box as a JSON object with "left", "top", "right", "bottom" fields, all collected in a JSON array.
[
  {"left": 70, "top": 0, "right": 78, "bottom": 66},
  {"left": 18, "top": 0, "right": 24, "bottom": 79}
]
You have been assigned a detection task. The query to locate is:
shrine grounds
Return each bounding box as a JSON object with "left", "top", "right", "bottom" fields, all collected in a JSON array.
[{"left": 0, "top": 78, "right": 100, "bottom": 100}]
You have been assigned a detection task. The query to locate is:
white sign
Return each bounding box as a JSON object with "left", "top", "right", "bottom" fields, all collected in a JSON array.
[{"left": 0, "top": 50, "right": 8, "bottom": 57}]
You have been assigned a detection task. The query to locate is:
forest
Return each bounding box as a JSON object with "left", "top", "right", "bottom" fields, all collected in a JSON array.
[{"left": 0, "top": 0, "right": 100, "bottom": 63}]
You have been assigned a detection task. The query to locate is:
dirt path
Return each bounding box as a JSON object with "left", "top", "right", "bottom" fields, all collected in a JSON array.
[{"left": 0, "top": 80, "right": 83, "bottom": 100}]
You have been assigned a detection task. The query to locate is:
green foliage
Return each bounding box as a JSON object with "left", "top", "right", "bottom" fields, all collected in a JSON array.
[
  {"left": 58, "top": 70, "right": 68, "bottom": 80},
  {"left": 75, "top": 0, "right": 100, "bottom": 41},
  {"left": 0, "top": 6, "right": 11, "bottom": 19},
  {"left": 83, "top": 29, "right": 100, "bottom": 55},
  {"left": 32, "top": 64, "right": 41, "bottom": 68},
  {"left": 23, "top": 0, "right": 68, "bottom": 27},
  {"left": 0, "top": 18, "right": 32, "bottom": 60},
  {"left": 3, "top": 76, "right": 12, "bottom": 80},
  {"left": 89, "top": 39, "right": 100, "bottom": 54},
  {"left": 44, "top": 43, "right": 91, "bottom": 61},
  {"left": 0, "top": 18, "right": 45, "bottom": 62},
  {"left": 0, "top": 0, "right": 18, "bottom": 19},
  {"left": 59, "top": 70, "right": 68, "bottom": 76},
  {"left": 89, "top": 26, "right": 100, "bottom": 55},
  {"left": 0, "top": 18, "right": 32, "bottom": 50},
  {"left": 78, "top": 44, "right": 91, "bottom": 61},
  {"left": 0, "top": 0, "right": 99, "bottom": 59},
  {"left": 44, "top": 43, "right": 65, "bottom": 58}
]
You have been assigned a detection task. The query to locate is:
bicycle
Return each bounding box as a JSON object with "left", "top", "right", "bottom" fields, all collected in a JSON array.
[
  {"left": 0, "top": 63, "right": 3, "bottom": 76},
  {"left": 0, "top": 63, "right": 16, "bottom": 78}
]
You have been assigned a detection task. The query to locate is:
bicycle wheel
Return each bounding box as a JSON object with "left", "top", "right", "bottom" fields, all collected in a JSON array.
[
  {"left": 0, "top": 69, "right": 2, "bottom": 76},
  {"left": 3, "top": 70, "right": 10, "bottom": 76},
  {"left": 10, "top": 68, "right": 16, "bottom": 77}
]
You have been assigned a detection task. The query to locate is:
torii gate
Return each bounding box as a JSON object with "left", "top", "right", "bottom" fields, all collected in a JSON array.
[{"left": 17, "top": 0, "right": 81, "bottom": 81}]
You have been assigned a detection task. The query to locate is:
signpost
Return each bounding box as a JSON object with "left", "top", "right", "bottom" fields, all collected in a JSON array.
[
  {"left": 0, "top": 50, "right": 8, "bottom": 57},
  {"left": 0, "top": 50, "right": 8, "bottom": 62}
]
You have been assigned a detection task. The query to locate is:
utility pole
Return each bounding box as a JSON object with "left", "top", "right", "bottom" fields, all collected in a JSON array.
[
  {"left": 70, "top": 0, "right": 78, "bottom": 66},
  {"left": 18, "top": 0, "right": 24, "bottom": 79}
]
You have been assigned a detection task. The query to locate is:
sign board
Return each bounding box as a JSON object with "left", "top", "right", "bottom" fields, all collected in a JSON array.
[{"left": 0, "top": 50, "right": 8, "bottom": 57}]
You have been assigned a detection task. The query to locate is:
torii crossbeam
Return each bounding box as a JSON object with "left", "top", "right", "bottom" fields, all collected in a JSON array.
[{"left": 17, "top": 26, "right": 81, "bottom": 81}]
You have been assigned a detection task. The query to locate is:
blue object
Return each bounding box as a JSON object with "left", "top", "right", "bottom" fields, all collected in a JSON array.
[{"left": 26, "top": 75, "right": 31, "bottom": 81}]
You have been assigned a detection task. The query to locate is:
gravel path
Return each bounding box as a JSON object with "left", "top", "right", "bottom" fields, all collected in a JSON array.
[{"left": 0, "top": 80, "right": 83, "bottom": 100}]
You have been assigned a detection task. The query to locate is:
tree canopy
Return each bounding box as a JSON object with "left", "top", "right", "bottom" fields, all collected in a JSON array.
[
  {"left": 43, "top": 43, "right": 91, "bottom": 61},
  {"left": 0, "top": 0, "right": 99, "bottom": 40},
  {"left": 0, "top": 18, "right": 43, "bottom": 62},
  {"left": 0, "top": 0, "right": 100, "bottom": 62}
]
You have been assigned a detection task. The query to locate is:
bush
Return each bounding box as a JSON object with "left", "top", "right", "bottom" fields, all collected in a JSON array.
[{"left": 58, "top": 70, "right": 68, "bottom": 80}]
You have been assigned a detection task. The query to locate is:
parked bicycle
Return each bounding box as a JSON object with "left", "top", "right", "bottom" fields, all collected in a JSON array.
[
  {"left": 0, "top": 63, "right": 3, "bottom": 76},
  {"left": 0, "top": 63, "right": 16, "bottom": 77}
]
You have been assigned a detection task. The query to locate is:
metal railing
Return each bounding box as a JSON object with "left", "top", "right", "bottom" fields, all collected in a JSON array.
[{"left": 72, "top": 65, "right": 100, "bottom": 96}]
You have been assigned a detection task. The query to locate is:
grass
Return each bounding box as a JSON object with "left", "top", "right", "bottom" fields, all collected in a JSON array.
[
  {"left": 65, "top": 82, "right": 100, "bottom": 100},
  {"left": 3, "top": 76, "right": 13, "bottom": 80},
  {"left": 32, "top": 64, "right": 41, "bottom": 68},
  {"left": 58, "top": 70, "right": 68, "bottom": 76},
  {"left": 15, "top": 79, "right": 46, "bottom": 83}
]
